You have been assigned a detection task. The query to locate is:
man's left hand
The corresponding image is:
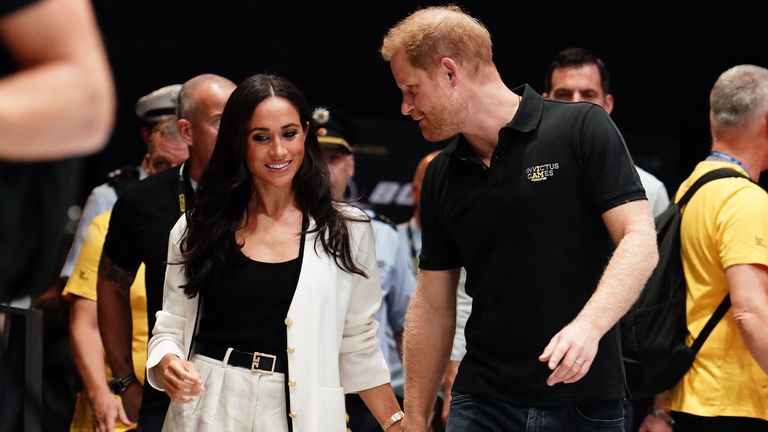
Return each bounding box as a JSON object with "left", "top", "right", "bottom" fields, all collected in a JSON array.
[{"left": 538, "top": 319, "right": 601, "bottom": 386}]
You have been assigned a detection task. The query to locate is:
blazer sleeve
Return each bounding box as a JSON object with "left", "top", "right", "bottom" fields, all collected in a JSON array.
[
  {"left": 145, "top": 215, "right": 189, "bottom": 390},
  {"left": 339, "top": 216, "right": 391, "bottom": 393}
]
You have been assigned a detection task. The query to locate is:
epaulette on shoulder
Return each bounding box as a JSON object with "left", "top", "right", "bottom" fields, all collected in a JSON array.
[
  {"left": 373, "top": 213, "right": 397, "bottom": 231},
  {"left": 106, "top": 165, "right": 140, "bottom": 196}
]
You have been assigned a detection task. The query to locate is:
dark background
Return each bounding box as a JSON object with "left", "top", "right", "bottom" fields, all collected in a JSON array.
[{"left": 87, "top": 0, "right": 767, "bottom": 223}]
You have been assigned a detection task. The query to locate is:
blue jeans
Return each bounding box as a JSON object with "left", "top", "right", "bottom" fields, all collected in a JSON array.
[{"left": 447, "top": 392, "right": 625, "bottom": 432}]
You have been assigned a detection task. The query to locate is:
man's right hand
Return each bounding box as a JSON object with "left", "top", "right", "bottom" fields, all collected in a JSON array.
[
  {"left": 90, "top": 389, "right": 133, "bottom": 432},
  {"left": 440, "top": 360, "right": 460, "bottom": 425},
  {"left": 119, "top": 382, "right": 143, "bottom": 424},
  {"left": 638, "top": 414, "right": 673, "bottom": 432}
]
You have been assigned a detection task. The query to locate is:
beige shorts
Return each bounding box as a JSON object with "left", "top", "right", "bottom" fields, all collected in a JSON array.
[{"left": 162, "top": 352, "right": 289, "bottom": 432}]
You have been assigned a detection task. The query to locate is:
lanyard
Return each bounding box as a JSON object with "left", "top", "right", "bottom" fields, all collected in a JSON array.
[
  {"left": 177, "top": 162, "right": 187, "bottom": 214},
  {"left": 709, "top": 151, "right": 750, "bottom": 177},
  {"left": 405, "top": 220, "right": 419, "bottom": 274}
]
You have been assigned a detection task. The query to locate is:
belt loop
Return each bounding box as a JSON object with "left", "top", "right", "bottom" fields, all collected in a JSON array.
[{"left": 222, "top": 347, "right": 234, "bottom": 367}]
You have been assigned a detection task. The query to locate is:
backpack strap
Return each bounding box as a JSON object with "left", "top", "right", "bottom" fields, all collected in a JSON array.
[
  {"left": 690, "top": 295, "right": 731, "bottom": 354},
  {"left": 676, "top": 167, "right": 747, "bottom": 207},
  {"left": 679, "top": 167, "right": 750, "bottom": 353}
]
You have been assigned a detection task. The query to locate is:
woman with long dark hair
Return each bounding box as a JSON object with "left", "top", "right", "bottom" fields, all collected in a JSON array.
[{"left": 143, "top": 74, "right": 403, "bottom": 431}]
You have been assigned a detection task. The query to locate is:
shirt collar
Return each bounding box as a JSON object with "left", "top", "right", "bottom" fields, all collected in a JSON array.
[
  {"left": 505, "top": 84, "right": 543, "bottom": 133},
  {"left": 444, "top": 84, "right": 543, "bottom": 157}
]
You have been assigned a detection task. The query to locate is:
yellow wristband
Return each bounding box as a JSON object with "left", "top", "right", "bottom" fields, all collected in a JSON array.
[{"left": 381, "top": 410, "right": 404, "bottom": 431}]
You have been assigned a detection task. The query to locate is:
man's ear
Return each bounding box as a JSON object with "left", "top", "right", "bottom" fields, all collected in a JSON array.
[
  {"left": 348, "top": 153, "right": 355, "bottom": 178},
  {"left": 140, "top": 125, "right": 151, "bottom": 145},
  {"left": 141, "top": 153, "right": 151, "bottom": 172},
  {"left": 178, "top": 118, "right": 193, "bottom": 146},
  {"left": 440, "top": 57, "right": 459, "bottom": 86},
  {"left": 604, "top": 93, "right": 614, "bottom": 115}
]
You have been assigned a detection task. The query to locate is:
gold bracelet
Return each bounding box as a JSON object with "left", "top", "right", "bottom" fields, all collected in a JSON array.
[{"left": 381, "top": 410, "right": 404, "bottom": 431}]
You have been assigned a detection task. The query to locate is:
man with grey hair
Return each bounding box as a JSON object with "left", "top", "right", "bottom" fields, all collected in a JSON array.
[
  {"left": 97, "top": 73, "right": 235, "bottom": 431},
  {"left": 651, "top": 65, "right": 768, "bottom": 431}
]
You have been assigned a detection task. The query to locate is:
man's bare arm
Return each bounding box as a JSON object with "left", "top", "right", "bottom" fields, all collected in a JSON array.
[
  {"left": 0, "top": 0, "right": 115, "bottom": 160},
  {"left": 402, "top": 268, "right": 460, "bottom": 432},
  {"left": 540, "top": 199, "right": 658, "bottom": 385},
  {"left": 96, "top": 254, "right": 142, "bottom": 421},
  {"left": 727, "top": 263, "right": 768, "bottom": 373},
  {"left": 70, "top": 296, "right": 131, "bottom": 431}
]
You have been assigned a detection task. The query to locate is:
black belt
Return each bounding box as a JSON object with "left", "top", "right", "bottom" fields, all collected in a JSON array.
[{"left": 196, "top": 342, "right": 286, "bottom": 374}]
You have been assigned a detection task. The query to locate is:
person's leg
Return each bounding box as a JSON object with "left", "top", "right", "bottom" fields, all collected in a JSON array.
[
  {"left": 345, "top": 393, "right": 380, "bottom": 432},
  {"left": 541, "top": 400, "right": 625, "bottom": 432},
  {"left": 430, "top": 396, "right": 445, "bottom": 432},
  {"left": 624, "top": 396, "right": 651, "bottom": 432},
  {"left": 136, "top": 386, "right": 170, "bottom": 432},
  {"left": 446, "top": 392, "right": 527, "bottom": 432}
]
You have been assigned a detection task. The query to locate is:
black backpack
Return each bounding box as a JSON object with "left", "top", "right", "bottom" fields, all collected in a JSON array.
[{"left": 620, "top": 167, "right": 748, "bottom": 399}]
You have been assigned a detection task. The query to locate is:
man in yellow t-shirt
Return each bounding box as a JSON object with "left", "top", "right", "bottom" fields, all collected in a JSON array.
[
  {"left": 62, "top": 117, "right": 187, "bottom": 431},
  {"left": 63, "top": 211, "right": 148, "bottom": 432},
  {"left": 652, "top": 65, "right": 768, "bottom": 431}
]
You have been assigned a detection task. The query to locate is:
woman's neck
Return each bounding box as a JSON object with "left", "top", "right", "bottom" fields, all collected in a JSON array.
[{"left": 249, "top": 183, "right": 298, "bottom": 218}]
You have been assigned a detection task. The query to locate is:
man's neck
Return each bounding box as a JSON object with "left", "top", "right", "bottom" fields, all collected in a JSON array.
[
  {"left": 711, "top": 141, "right": 763, "bottom": 181},
  {"left": 186, "top": 157, "right": 206, "bottom": 183},
  {"left": 462, "top": 80, "right": 521, "bottom": 165}
]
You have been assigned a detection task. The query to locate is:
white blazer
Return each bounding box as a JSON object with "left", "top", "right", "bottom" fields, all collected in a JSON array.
[{"left": 145, "top": 205, "right": 391, "bottom": 431}]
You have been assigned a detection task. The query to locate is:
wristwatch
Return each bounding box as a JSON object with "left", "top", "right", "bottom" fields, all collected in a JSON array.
[
  {"left": 648, "top": 408, "right": 675, "bottom": 426},
  {"left": 108, "top": 373, "right": 138, "bottom": 395}
]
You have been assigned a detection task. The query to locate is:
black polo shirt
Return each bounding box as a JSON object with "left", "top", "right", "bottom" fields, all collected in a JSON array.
[{"left": 420, "top": 85, "right": 645, "bottom": 406}]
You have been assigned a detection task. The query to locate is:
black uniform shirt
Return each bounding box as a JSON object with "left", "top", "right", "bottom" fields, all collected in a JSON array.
[{"left": 103, "top": 164, "right": 194, "bottom": 332}]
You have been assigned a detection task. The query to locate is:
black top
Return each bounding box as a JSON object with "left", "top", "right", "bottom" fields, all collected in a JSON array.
[
  {"left": 420, "top": 85, "right": 646, "bottom": 406},
  {"left": 0, "top": 0, "right": 81, "bottom": 302},
  {"left": 195, "top": 231, "right": 306, "bottom": 357}
]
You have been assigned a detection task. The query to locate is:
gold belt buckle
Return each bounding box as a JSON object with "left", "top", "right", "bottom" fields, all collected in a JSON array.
[{"left": 251, "top": 352, "right": 277, "bottom": 374}]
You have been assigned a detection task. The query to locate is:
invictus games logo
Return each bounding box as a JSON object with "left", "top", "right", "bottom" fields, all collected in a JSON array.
[{"left": 526, "top": 162, "right": 560, "bottom": 182}]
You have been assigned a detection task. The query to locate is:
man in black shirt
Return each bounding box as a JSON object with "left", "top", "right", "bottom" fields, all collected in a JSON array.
[
  {"left": 0, "top": 0, "right": 114, "bottom": 302},
  {"left": 380, "top": 6, "right": 659, "bottom": 432},
  {"left": 97, "top": 74, "right": 235, "bottom": 431},
  {"left": 1, "top": 1, "right": 114, "bottom": 430}
]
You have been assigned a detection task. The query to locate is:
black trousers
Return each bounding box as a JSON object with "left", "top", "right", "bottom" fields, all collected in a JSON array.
[{"left": 136, "top": 384, "right": 170, "bottom": 432}]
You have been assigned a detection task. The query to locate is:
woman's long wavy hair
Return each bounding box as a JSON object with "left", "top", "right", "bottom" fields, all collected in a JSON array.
[{"left": 181, "top": 74, "right": 367, "bottom": 297}]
